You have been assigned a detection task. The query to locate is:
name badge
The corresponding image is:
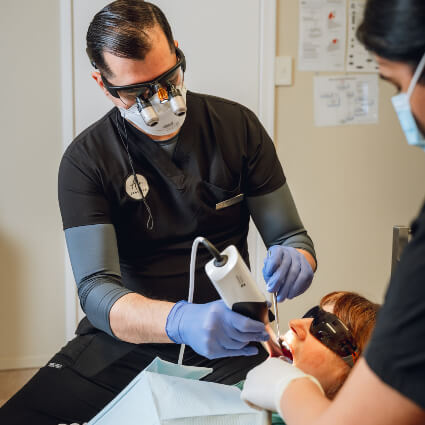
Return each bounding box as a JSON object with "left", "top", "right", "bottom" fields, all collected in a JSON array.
[{"left": 216, "top": 193, "right": 244, "bottom": 210}]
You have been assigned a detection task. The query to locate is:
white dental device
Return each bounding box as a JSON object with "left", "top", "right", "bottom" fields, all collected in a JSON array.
[
  {"left": 204, "top": 244, "right": 269, "bottom": 323},
  {"left": 177, "top": 237, "right": 289, "bottom": 365},
  {"left": 204, "top": 241, "right": 292, "bottom": 361}
]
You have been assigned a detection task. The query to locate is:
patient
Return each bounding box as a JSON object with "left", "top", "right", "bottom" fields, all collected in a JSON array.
[
  {"left": 280, "top": 291, "right": 380, "bottom": 399},
  {"left": 238, "top": 291, "right": 379, "bottom": 424}
]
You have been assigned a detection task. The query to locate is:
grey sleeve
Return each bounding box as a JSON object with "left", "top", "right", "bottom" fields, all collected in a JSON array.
[
  {"left": 246, "top": 183, "right": 316, "bottom": 261},
  {"left": 65, "top": 223, "right": 134, "bottom": 337}
]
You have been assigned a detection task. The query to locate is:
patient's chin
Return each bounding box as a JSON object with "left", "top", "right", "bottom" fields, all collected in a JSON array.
[{"left": 294, "top": 354, "right": 346, "bottom": 397}]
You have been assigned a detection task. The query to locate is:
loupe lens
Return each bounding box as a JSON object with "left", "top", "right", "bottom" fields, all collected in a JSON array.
[
  {"left": 141, "top": 107, "right": 159, "bottom": 126},
  {"left": 170, "top": 96, "right": 187, "bottom": 116},
  {"left": 136, "top": 98, "right": 159, "bottom": 126},
  {"left": 168, "top": 86, "right": 187, "bottom": 116}
]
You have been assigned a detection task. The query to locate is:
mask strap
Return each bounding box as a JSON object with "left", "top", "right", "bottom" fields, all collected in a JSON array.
[{"left": 407, "top": 52, "right": 425, "bottom": 99}]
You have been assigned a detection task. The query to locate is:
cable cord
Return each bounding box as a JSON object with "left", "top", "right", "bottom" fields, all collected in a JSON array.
[
  {"left": 178, "top": 236, "right": 206, "bottom": 365},
  {"left": 115, "top": 110, "right": 154, "bottom": 230}
]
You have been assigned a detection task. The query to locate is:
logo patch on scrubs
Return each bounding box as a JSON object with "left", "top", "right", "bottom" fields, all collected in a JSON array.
[{"left": 125, "top": 174, "right": 149, "bottom": 200}]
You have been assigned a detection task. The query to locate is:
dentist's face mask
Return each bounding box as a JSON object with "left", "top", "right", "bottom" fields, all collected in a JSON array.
[
  {"left": 119, "top": 84, "right": 187, "bottom": 136},
  {"left": 103, "top": 47, "right": 187, "bottom": 137},
  {"left": 391, "top": 52, "right": 425, "bottom": 149}
]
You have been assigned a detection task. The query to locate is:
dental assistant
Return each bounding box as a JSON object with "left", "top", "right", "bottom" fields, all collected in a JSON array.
[
  {"left": 241, "top": 0, "right": 425, "bottom": 423},
  {"left": 0, "top": 1, "right": 316, "bottom": 423}
]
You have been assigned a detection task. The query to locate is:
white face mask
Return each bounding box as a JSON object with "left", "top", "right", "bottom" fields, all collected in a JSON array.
[
  {"left": 391, "top": 52, "right": 425, "bottom": 150},
  {"left": 119, "top": 85, "right": 187, "bottom": 137}
]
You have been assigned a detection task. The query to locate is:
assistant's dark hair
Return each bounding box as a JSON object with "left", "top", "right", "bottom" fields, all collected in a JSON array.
[
  {"left": 86, "top": 0, "right": 175, "bottom": 78},
  {"left": 357, "top": 0, "right": 425, "bottom": 81}
]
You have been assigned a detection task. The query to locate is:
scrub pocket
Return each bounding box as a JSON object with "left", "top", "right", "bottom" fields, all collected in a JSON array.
[{"left": 196, "top": 175, "right": 247, "bottom": 230}]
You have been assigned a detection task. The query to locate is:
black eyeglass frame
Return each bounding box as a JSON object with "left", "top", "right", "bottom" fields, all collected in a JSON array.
[
  {"left": 303, "top": 305, "right": 360, "bottom": 368},
  {"left": 101, "top": 47, "right": 186, "bottom": 100}
]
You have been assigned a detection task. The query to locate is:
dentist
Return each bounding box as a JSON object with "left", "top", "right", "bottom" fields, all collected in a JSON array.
[{"left": 0, "top": 1, "right": 316, "bottom": 424}]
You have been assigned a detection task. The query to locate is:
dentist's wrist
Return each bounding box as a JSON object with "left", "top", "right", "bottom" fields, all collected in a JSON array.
[{"left": 165, "top": 300, "right": 188, "bottom": 344}]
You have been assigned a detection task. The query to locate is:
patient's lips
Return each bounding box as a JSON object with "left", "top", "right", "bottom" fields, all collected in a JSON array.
[{"left": 263, "top": 322, "right": 293, "bottom": 362}]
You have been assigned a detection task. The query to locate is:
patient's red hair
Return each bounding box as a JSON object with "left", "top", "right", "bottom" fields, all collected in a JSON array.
[{"left": 320, "top": 291, "right": 380, "bottom": 355}]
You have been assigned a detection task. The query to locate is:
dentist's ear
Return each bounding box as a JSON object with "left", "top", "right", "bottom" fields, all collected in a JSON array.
[
  {"left": 174, "top": 40, "right": 179, "bottom": 48},
  {"left": 91, "top": 71, "right": 110, "bottom": 97},
  {"left": 91, "top": 71, "right": 128, "bottom": 108}
]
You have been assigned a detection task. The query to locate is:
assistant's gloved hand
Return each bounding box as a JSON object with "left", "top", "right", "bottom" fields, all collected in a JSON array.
[
  {"left": 263, "top": 246, "right": 313, "bottom": 302},
  {"left": 241, "top": 358, "right": 324, "bottom": 416},
  {"left": 166, "top": 300, "right": 269, "bottom": 359}
]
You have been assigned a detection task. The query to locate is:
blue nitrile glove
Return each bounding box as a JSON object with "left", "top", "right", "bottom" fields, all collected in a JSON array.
[
  {"left": 263, "top": 246, "right": 313, "bottom": 302},
  {"left": 166, "top": 300, "right": 270, "bottom": 359}
]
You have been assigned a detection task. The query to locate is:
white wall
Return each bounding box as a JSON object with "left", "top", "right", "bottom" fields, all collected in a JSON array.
[
  {"left": 275, "top": 0, "right": 425, "bottom": 324},
  {"left": 0, "top": 0, "right": 65, "bottom": 369}
]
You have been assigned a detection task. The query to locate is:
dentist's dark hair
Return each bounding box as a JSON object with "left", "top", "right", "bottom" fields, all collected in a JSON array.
[
  {"left": 86, "top": 0, "right": 175, "bottom": 78},
  {"left": 357, "top": 0, "right": 425, "bottom": 83}
]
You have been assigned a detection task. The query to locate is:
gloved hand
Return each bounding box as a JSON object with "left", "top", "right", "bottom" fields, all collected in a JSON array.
[
  {"left": 263, "top": 246, "right": 313, "bottom": 302},
  {"left": 240, "top": 357, "right": 324, "bottom": 416},
  {"left": 166, "top": 300, "right": 269, "bottom": 359}
]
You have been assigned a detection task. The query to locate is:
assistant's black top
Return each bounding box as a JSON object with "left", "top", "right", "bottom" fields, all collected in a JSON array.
[
  {"left": 365, "top": 200, "right": 425, "bottom": 409},
  {"left": 59, "top": 91, "right": 286, "bottom": 304}
]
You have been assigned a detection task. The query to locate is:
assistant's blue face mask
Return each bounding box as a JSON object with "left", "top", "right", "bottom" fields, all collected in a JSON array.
[{"left": 391, "top": 52, "right": 425, "bottom": 150}]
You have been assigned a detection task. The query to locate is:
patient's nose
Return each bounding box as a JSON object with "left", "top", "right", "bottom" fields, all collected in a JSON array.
[{"left": 288, "top": 318, "right": 311, "bottom": 341}]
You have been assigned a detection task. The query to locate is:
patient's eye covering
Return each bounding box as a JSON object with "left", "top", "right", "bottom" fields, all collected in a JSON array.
[{"left": 303, "top": 306, "right": 360, "bottom": 368}]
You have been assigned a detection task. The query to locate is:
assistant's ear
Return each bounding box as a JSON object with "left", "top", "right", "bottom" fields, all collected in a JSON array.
[{"left": 174, "top": 40, "right": 178, "bottom": 48}]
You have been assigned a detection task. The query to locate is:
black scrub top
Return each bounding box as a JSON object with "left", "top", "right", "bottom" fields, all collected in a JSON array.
[
  {"left": 365, "top": 200, "right": 425, "bottom": 409},
  {"left": 59, "top": 91, "right": 286, "bottom": 305}
]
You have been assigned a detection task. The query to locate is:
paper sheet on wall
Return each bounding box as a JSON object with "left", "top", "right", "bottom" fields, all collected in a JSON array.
[
  {"left": 298, "top": 0, "right": 346, "bottom": 71},
  {"left": 346, "top": 0, "right": 379, "bottom": 72},
  {"left": 314, "top": 74, "right": 378, "bottom": 126}
]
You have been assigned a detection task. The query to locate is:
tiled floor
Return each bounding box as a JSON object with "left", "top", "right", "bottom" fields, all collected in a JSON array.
[{"left": 0, "top": 368, "right": 38, "bottom": 407}]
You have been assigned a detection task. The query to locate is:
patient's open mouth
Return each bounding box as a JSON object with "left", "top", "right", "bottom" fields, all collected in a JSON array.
[
  {"left": 279, "top": 339, "right": 293, "bottom": 362},
  {"left": 263, "top": 323, "right": 293, "bottom": 362}
]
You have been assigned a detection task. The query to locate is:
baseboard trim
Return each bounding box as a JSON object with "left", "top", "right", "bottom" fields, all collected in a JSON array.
[{"left": 0, "top": 355, "right": 50, "bottom": 370}]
